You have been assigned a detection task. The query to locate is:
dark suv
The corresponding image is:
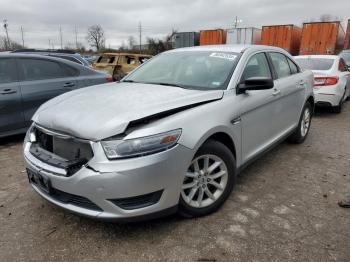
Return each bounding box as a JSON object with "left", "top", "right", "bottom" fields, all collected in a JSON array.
[
  {"left": 0, "top": 53, "right": 111, "bottom": 137},
  {"left": 12, "top": 49, "right": 91, "bottom": 67}
]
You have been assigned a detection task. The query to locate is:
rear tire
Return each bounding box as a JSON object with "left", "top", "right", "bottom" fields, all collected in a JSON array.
[
  {"left": 333, "top": 102, "right": 342, "bottom": 114},
  {"left": 288, "top": 101, "right": 312, "bottom": 144},
  {"left": 178, "top": 140, "right": 236, "bottom": 218}
]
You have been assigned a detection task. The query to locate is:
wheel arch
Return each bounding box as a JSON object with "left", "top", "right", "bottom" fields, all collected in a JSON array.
[
  {"left": 189, "top": 130, "right": 238, "bottom": 166},
  {"left": 306, "top": 95, "right": 315, "bottom": 113}
]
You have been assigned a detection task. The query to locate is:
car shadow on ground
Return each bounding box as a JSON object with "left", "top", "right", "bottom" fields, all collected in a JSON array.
[
  {"left": 0, "top": 134, "right": 25, "bottom": 146},
  {"left": 314, "top": 101, "right": 348, "bottom": 117}
]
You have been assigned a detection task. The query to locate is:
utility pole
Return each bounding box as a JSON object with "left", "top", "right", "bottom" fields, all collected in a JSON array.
[
  {"left": 74, "top": 26, "right": 78, "bottom": 49},
  {"left": 234, "top": 16, "right": 243, "bottom": 28},
  {"left": 20, "top": 26, "right": 24, "bottom": 47},
  {"left": 59, "top": 25, "right": 63, "bottom": 49},
  {"left": 3, "top": 19, "right": 10, "bottom": 50},
  {"left": 138, "top": 22, "right": 142, "bottom": 54},
  {"left": 48, "top": 39, "right": 51, "bottom": 50}
]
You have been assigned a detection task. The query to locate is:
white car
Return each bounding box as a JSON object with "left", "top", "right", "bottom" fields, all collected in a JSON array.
[{"left": 294, "top": 55, "right": 350, "bottom": 113}]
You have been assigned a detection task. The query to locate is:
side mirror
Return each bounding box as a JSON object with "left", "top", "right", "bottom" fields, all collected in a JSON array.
[{"left": 237, "top": 77, "right": 274, "bottom": 94}]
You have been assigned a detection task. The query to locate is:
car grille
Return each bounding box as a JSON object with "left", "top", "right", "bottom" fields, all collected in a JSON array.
[{"left": 31, "top": 126, "right": 94, "bottom": 176}]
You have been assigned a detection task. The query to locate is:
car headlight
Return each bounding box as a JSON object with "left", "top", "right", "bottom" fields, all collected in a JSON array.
[
  {"left": 101, "top": 129, "right": 182, "bottom": 159},
  {"left": 24, "top": 123, "right": 36, "bottom": 143}
]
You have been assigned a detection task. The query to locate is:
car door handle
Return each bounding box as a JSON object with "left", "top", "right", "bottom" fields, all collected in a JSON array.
[
  {"left": 298, "top": 80, "right": 306, "bottom": 87},
  {"left": 63, "top": 82, "right": 75, "bottom": 88},
  {"left": 0, "top": 89, "right": 17, "bottom": 95},
  {"left": 272, "top": 89, "right": 281, "bottom": 96}
]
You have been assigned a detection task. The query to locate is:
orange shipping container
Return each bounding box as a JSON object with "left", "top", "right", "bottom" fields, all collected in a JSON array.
[
  {"left": 200, "top": 29, "right": 227, "bottom": 45},
  {"left": 344, "top": 20, "right": 350, "bottom": 49},
  {"left": 300, "top": 21, "right": 345, "bottom": 55},
  {"left": 261, "top": 24, "right": 301, "bottom": 55}
]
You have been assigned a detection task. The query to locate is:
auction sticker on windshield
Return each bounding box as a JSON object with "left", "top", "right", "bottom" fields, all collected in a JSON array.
[{"left": 210, "top": 53, "right": 237, "bottom": 61}]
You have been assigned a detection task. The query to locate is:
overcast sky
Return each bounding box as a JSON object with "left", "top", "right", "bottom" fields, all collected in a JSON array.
[{"left": 0, "top": 0, "right": 349, "bottom": 49}]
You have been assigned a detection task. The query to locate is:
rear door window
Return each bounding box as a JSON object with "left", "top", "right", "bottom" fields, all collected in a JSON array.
[
  {"left": 61, "top": 64, "right": 80, "bottom": 77},
  {"left": 19, "top": 58, "right": 68, "bottom": 81},
  {"left": 0, "top": 58, "right": 18, "bottom": 84},
  {"left": 50, "top": 55, "right": 83, "bottom": 65},
  {"left": 269, "top": 53, "right": 292, "bottom": 79},
  {"left": 287, "top": 58, "right": 299, "bottom": 74}
]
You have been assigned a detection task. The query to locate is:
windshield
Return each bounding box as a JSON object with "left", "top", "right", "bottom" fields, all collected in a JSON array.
[
  {"left": 294, "top": 58, "right": 335, "bottom": 71},
  {"left": 124, "top": 51, "right": 239, "bottom": 90},
  {"left": 340, "top": 52, "right": 350, "bottom": 66}
]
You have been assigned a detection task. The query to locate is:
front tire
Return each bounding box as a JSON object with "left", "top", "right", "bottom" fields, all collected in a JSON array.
[
  {"left": 178, "top": 140, "right": 236, "bottom": 218},
  {"left": 288, "top": 101, "right": 312, "bottom": 144}
]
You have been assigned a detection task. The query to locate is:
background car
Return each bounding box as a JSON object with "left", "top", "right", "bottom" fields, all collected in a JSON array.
[
  {"left": 93, "top": 52, "right": 152, "bottom": 81},
  {"left": 12, "top": 49, "right": 91, "bottom": 67},
  {"left": 295, "top": 55, "right": 350, "bottom": 113},
  {"left": 340, "top": 50, "right": 350, "bottom": 69},
  {"left": 83, "top": 55, "right": 98, "bottom": 65},
  {"left": 0, "top": 53, "right": 112, "bottom": 137}
]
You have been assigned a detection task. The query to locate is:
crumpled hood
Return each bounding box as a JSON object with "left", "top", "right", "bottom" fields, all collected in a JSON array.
[{"left": 33, "top": 82, "right": 223, "bottom": 140}]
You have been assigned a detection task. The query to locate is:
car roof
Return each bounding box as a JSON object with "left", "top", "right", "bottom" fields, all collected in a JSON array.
[
  {"left": 101, "top": 52, "right": 152, "bottom": 57},
  {"left": 166, "top": 44, "right": 289, "bottom": 54},
  {"left": 0, "top": 53, "right": 84, "bottom": 65},
  {"left": 295, "top": 55, "right": 339, "bottom": 59}
]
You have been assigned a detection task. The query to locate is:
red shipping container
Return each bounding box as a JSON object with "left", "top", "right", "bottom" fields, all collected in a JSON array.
[
  {"left": 300, "top": 21, "right": 345, "bottom": 55},
  {"left": 344, "top": 20, "right": 350, "bottom": 50},
  {"left": 261, "top": 24, "right": 301, "bottom": 55},
  {"left": 200, "top": 29, "right": 227, "bottom": 45}
]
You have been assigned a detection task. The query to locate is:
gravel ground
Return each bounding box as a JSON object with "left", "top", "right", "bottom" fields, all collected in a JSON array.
[{"left": 0, "top": 105, "right": 350, "bottom": 262}]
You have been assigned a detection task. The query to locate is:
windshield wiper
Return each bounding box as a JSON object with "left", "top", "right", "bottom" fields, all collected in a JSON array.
[
  {"left": 146, "top": 82, "right": 185, "bottom": 88},
  {"left": 122, "top": 79, "right": 137, "bottom": 83}
]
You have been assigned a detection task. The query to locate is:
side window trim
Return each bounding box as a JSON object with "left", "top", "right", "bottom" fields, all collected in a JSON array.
[
  {"left": 286, "top": 57, "right": 300, "bottom": 74},
  {"left": 265, "top": 52, "right": 278, "bottom": 80},
  {"left": 59, "top": 62, "right": 80, "bottom": 77}
]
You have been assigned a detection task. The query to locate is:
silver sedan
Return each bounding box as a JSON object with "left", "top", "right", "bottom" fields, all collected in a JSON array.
[{"left": 23, "top": 45, "right": 314, "bottom": 221}]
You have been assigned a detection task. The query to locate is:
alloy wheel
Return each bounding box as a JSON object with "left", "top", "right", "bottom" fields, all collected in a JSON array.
[
  {"left": 181, "top": 154, "right": 228, "bottom": 208},
  {"left": 301, "top": 107, "right": 311, "bottom": 137}
]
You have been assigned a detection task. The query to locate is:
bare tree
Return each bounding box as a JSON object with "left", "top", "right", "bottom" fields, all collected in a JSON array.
[
  {"left": 127, "top": 36, "right": 137, "bottom": 50},
  {"left": 86, "top": 24, "right": 105, "bottom": 51},
  {"left": 0, "top": 36, "right": 23, "bottom": 50},
  {"left": 146, "top": 31, "right": 175, "bottom": 55}
]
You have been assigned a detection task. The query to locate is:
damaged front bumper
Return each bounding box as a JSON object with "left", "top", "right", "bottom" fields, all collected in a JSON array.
[{"left": 23, "top": 125, "right": 193, "bottom": 221}]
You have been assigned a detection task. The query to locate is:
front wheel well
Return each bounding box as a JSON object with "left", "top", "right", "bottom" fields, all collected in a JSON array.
[{"left": 204, "top": 132, "right": 236, "bottom": 160}]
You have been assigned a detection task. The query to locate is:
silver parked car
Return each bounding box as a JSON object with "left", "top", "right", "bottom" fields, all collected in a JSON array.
[{"left": 23, "top": 45, "right": 314, "bottom": 221}]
